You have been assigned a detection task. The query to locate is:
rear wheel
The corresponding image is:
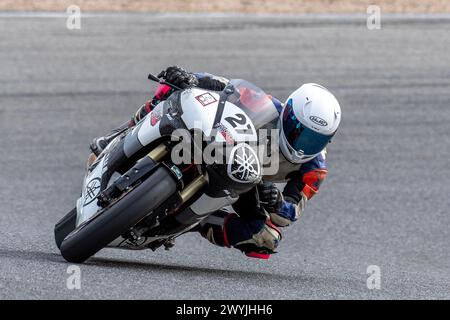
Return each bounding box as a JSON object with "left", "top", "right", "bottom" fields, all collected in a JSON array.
[{"left": 59, "top": 167, "right": 177, "bottom": 263}]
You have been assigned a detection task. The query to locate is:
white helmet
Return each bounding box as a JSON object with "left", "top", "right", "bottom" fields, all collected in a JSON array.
[{"left": 279, "top": 83, "right": 341, "bottom": 163}]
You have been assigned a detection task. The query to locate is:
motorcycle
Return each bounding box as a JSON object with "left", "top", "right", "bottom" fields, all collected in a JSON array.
[{"left": 54, "top": 75, "right": 280, "bottom": 263}]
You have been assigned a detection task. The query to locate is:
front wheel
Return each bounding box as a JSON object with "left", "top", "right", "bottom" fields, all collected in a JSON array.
[
  {"left": 59, "top": 167, "right": 178, "bottom": 263},
  {"left": 54, "top": 207, "right": 77, "bottom": 250}
]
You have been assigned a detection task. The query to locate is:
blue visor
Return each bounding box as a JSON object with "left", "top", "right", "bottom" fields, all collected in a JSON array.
[{"left": 282, "top": 100, "right": 333, "bottom": 156}]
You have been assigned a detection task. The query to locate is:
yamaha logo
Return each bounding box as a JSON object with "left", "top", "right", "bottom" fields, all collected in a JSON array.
[
  {"left": 309, "top": 115, "right": 328, "bottom": 127},
  {"left": 227, "top": 144, "right": 261, "bottom": 184},
  {"left": 84, "top": 177, "right": 101, "bottom": 206}
]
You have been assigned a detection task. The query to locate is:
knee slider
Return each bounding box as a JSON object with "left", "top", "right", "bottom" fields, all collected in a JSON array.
[
  {"left": 252, "top": 219, "right": 282, "bottom": 252},
  {"left": 232, "top": 219, "right": 282, "bottom": 254}
]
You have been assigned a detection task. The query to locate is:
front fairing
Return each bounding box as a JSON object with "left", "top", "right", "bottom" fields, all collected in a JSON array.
[{"left": 200, "top": 80, "right": 282, "bottom": 194}]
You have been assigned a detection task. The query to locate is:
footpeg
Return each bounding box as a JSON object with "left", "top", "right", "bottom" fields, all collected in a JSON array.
[{"left": 164, "top": 239, "right": 176, "bottom": 250}]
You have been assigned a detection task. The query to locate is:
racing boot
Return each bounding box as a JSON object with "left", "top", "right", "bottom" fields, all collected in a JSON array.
[
  {"left": 198, "top": 211, "right": 282, "bottom": 259},
  {"left": 90, "top": 120, "right": 131, "bottom": 156},
  {"left": 89, "top": 101, "right": 153, "bottom": 157},
  {"left": 89, "top": 93, "right": 166, "bottom": 157}
]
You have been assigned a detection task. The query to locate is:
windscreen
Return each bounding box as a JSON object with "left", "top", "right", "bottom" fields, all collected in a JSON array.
[{"left": 226, "top": 79, "right": 280, "bottom": 130}]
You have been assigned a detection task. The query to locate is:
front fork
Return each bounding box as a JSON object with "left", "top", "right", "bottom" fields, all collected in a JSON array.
[{"left": 104, "top": 142, "right": 209, "bottom": 250}]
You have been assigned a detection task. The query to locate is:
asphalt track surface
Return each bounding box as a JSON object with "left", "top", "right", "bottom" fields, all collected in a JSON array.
[{"left": 0, "top": 13, "right": 449, "bottom": 299}]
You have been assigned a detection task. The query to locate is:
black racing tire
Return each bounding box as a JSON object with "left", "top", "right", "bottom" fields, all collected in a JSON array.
[
  {"left": 54, "top": 207, "right": 77, "bottom": 250},
  {"left": 59, "top": 167, "right": 177, "bottom": 263}
]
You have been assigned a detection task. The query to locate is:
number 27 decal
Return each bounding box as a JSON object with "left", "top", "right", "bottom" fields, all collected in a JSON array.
[{"left": 224, "top": 113, "right": 254, "bottom": 135}]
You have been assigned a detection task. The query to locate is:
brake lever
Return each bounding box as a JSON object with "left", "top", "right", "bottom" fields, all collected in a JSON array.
[{"left": 148, "top": 73, "right": 182, "bottom": 91}]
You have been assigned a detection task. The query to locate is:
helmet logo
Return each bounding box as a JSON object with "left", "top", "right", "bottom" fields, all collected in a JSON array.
[{"left": 309, "top": 115, "right": 328, "bottom": 127}]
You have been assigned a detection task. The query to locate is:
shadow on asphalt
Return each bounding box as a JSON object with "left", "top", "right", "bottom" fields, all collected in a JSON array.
[
  {"left": 87, "top": 256, "right": 302, "bottom": 282},
  {"left": 0, "top": 248, "right": 63, "bottom": 263},
  {"left": 0, "top": 248, "right": 356, "bottom": 287}
]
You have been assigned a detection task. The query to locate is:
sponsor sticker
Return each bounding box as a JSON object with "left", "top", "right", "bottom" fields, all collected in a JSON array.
[
  {"left": 217, "top": 123, "right": 235, "bottom": 145},
  {"left": 151, "top": 112, "right": 162, "bottom": 126},
  {"left": 150, "top": 106, "right": 163, "bottom": 126},
  {"left": 195, "top": 92, "right": 217, "bottom": 107}
]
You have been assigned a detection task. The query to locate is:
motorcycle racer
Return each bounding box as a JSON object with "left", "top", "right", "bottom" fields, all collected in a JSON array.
[{"left": 90, "top": 66, "right": 341, "bottom": 259}]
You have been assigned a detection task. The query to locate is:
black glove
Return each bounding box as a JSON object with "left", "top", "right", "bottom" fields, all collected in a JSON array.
[
  {"left": 198, "top": 76, "right": 227, "bottom": 91},
  {"left": 257, "top": 182, "right": 282, "bottom": 213},
  {"left": 157, "top": 66, "right": 199, "bottom": 89}
]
